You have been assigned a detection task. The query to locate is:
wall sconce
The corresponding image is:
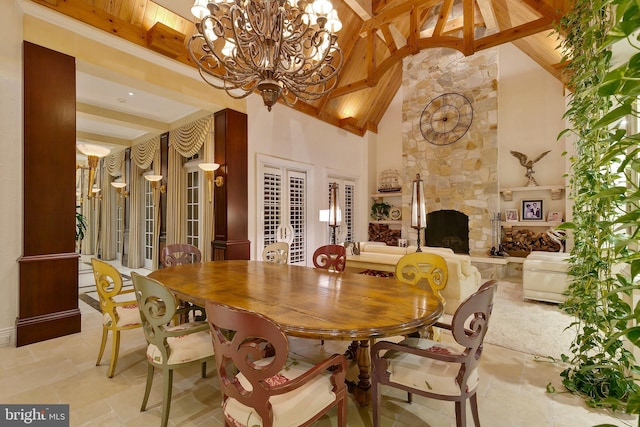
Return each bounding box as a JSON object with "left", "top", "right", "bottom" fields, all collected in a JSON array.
[
  {"left": 111, "top": 181, "right": 128, "bottom": 209},
  {"left": 411, "top": 174, "right": 426, "bottom": 252},
  {"left": 77, "top": 143, "right": 110, "bottom": 199},
  {"left": 198, "top": 162, "right": 221, "bottom": 203},
  {"left": 110, "top": 181, "right": 129, "bottom": 197},
  {"left": 144, "top": 174, "right": 166, "bottom": 193},
  {"left": 91, "top": 187, "right": 102, "bottom": 202}
]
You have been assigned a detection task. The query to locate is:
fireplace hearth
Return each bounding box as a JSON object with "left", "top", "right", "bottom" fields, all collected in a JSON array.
[{"left": 425, "top": 210, "right": 469, "bottom": 254}]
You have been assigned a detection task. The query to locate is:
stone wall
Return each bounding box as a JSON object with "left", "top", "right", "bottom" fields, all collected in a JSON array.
[{"left": 402, "top": 47, "right": 499, "bottom": 256}]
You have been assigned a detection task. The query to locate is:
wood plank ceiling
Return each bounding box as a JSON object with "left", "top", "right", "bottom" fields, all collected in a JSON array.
[{"left": 28, "top": 0, "right": 569, "bottom": 136}]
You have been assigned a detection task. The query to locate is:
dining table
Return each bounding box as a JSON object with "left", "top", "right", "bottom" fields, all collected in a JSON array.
[{"left": 148, "top": 259, "right": 443, "bottom": 406}]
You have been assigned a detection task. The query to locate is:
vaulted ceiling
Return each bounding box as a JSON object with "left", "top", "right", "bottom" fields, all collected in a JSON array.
[{"left": 28, "top": 0, "right": 569, "bottom": 140}]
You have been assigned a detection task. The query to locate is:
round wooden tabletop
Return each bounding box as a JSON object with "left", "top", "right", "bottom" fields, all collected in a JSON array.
[{"left": 149, "top": 260, "right": 443, "bottom": 341}]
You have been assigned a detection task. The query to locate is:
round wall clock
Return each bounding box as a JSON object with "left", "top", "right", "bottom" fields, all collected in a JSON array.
[{"left": 420, "top": 93, "right": 473, "bottom": 145}]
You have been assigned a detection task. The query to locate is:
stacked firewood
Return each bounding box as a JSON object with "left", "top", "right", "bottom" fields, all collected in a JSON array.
[
  {"left": 368, "top": 223, "right": 401, "bottom": 246},
  {"left": 501, "top": 228, "right": 562, "bottom": 256}
]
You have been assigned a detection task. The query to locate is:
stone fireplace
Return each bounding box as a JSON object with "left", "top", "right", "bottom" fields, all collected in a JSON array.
[
  {"left": 425, "top": 210, "right": 469, "bottom": 254},
  {"left": 401, "top": 47, "right": 498, "bottom": 256}
]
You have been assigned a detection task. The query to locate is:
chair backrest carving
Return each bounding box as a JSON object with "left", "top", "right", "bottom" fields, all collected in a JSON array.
[
  {"left": 395, "top": 252, "right": 448, "bottom": 304},
  {"left": 312, "top": 244, "right": 347, "bottom": 272},
  {"left": 131, "top": 272, "right": 178, "bottom": 365},
  {"left": 276, "top": 224, "right": 294, "bottom": 245},
  {"left": 451, "top": 280, "right": 498, "bottom": 379},
  {"left": 91, "top": 258, "right": 127, "bottom": 317},
  {"left": 205, "top": 301, "right": 348, "bottom": 427},
  {"left": 261, "top": 241, "right": 289, "bottom": 264},
  {"left": 161, "top": 244, "right": 202, "bottom": 268}
]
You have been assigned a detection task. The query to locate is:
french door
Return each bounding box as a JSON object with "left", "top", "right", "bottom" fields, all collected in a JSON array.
[{"left": 258, "top": 157, "right": 310, "bottom": 266}]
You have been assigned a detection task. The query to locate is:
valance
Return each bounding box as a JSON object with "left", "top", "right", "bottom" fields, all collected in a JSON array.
[
  {"left": 104, "top": 149, "right": 125, "bottom": 176},
  {"left": 169, "top": 116, "right": 212, "bottom": 158},
  {"left": 131, "top": 136, "right": 160, "bottom": 169}
]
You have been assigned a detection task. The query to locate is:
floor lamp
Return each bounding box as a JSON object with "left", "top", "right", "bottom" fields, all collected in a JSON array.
[
  {"left": 411, "top": 174, "right": 426, "bottom": 252},
  {"left": 329, "top": 182, "right": 341, "bottom": 244}
]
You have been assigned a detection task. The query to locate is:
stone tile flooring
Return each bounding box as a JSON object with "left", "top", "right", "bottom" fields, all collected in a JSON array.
[{"left": 0, "top": 257, "right": 636, "bottom": 426}]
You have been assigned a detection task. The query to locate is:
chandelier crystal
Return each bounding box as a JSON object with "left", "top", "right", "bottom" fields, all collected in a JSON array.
[{"left": 189, "top": 0, "right": 343, "bottom": 111}]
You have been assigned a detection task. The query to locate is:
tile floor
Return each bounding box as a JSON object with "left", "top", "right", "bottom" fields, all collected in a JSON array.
[{"left": 0, "top": 257, "right": 637, "bottom": 426}]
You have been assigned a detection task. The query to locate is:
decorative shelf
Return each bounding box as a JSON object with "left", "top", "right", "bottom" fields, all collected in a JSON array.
[
  {"left": 500, "top": 185, "right": 565, "bottom": 201},
  {"left": 502, "top": 221, "right": 563, "bottom": 227},
  {"left": 369, "top": 220, "right": 402, "bottom": 225},
  {"left": 371, "top": 192, "right": 402, "bottom": 198}
]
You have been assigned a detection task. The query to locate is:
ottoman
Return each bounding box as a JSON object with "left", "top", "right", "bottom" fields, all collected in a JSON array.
[{"left": 523, "top": 251, "right": 570, "bottom": 303}]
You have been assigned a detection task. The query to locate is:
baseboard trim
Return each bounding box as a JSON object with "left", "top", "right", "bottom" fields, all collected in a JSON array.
[{"left": 0, "top": 326, "right": 15, "bottom": 347}]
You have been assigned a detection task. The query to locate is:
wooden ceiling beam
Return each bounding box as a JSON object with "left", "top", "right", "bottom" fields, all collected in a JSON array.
[
  {"left": 476, "top": 0, "right": 498, "bottom": 30},
  {"left": 474, "top": 16, "right": 555, "bottom": 51},
  {"left": 434, "top": 0, "right": 454, "bottom": 37},
  {"left": 463, "top": 0, "right": 476, "bottom": 55},
  {"left": 360, "top": 0, "right": 441, "bottom": 35}
]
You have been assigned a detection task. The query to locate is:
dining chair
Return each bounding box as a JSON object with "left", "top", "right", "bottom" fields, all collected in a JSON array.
[
  {"left": 160, "top": 243, "right": 204, "bottom": 322},
  {"left": 91, "top": 258, "right": 142, "bottom": 378},
  {"left": 395, "top": 252, "right": 449, "bottom": 340},
  {"left": 312, "top": 244, "right": 346, "bottom": 272},
  {"left": 204, "top": 300, "right": 348, "bottom": 427},
  {"left": 262, "top": 241, "right": 290, "bottom": 264},
  {"left": 395, "top": 252, "right": 449, "bottom": 307},
  {"left": 313, "top": 244, "right": 347, "bottom": 346},
  {"left": 131, "top": 272, "right": 215, "bottom": 427},
  {"left": 371, "top": 280, "right": 498, "bottom": 427},
  {"left": 160, "top": 243, "right": 202, "bottom": 267}
]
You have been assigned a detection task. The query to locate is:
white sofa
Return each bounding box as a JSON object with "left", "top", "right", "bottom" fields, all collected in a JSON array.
[
  {"left": 522, "top": 251, "right": 570, "bottom": 303},
  {"left": 345, "top": 242, "right": 482, "bottom": 314}
]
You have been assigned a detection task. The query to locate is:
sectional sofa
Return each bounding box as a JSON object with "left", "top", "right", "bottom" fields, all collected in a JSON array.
[{"left": 345, "top": 242, "right": 482, "bottom": 314}]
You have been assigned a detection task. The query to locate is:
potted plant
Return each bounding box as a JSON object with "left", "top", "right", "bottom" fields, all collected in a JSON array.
[
  {"left": 370, "top": 201, "right": 391, "bottom": 220},
  {"left": 76, "top": 206, "right": 87, "bottom": 242}
]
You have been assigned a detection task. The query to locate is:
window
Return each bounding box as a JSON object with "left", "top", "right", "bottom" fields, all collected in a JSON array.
[
  {"left": 258, "top": 156, "right": 311, "bottom": 266},
  {"left": 185, "top": 168, "right": 201, "bottom": 248},
  {"left": 115, "top": 196, "right": 124, "bottom": 260},
  {"left": 143, "top": 179, "right": 154, "bottom": 269},
  {"left": 184, "top": 153, "right": 205, "bottom": 252}
]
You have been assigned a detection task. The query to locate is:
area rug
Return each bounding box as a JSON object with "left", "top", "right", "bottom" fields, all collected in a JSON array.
[{"left": 482, "top": 280, "right": 576, "bottom": 358}]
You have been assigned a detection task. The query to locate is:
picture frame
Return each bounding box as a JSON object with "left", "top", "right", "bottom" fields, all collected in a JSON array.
[
  {"left": 521, "top": 199, "right": 544, "bottom": 221},
  {"left": 504, "top": 208, "right": 519, "bottom": 222},
  {"left": 548, "top": 211, "right": 563, "bottom": 222}
]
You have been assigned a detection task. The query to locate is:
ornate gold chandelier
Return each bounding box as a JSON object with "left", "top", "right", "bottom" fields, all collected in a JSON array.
[{"left": 189, "top": 0, "right": 343, "bottom": 111}]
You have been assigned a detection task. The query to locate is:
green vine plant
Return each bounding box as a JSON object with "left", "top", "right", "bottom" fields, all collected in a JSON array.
[{"left": 554, "top": 0, "right": 640, "bottom": 418}]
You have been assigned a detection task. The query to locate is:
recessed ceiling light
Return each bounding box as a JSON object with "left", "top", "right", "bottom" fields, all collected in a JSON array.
[
  {"left": 128, "top": 92, "right": 134, "bottom": 96},
  {"left": 117, "top": 98, "right": 127, "bottom": 103}
]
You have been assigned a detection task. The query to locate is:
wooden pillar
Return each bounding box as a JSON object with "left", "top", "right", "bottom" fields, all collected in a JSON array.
[
  {"left": 212, "top": 109, "right": 251, "bottom": 260},
  {"left": 17, "top": 42, "right": 80, "bottom": 346}
]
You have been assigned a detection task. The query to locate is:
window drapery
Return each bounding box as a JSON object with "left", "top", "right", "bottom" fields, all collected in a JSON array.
[
  {"left": 166, "top": 116, "right": 213, "bottom": 259},
  {"left": 128, "top": 136, "right": 160, "bottom": 269}
]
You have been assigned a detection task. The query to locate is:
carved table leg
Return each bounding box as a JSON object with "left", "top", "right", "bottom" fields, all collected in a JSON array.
[
  {"left": 344, "top": 340, "right": 359, "bottom": 360},
  {"left": 351, "top": 339, "right": 372, "bottom": 406}
]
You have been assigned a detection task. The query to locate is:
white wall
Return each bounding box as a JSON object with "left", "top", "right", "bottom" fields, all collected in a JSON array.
[
  {"left": 497, "top": 43, "right": 567, "bottom": 217},
  {"left": 247, "top": 96, "right": 372, "bottom": 258},
  {"left": 0, "top": 0, "right": 24, "bottom": 345},
  {"left": 375, "top": 87, "right": 404, "bottom": 191}
]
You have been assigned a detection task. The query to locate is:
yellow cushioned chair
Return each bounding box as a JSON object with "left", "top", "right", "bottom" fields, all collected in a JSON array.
[
  {"left": 131, "top": 272, "right": 215, "bottom": 427},
  {"left": 91, "top": 258, "right": 142, "bottom": 378}
]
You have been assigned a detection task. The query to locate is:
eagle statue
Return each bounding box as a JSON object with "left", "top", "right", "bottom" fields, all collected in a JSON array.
[{"left": 510, "top": 150, "right": 551, "bottom": 186}]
